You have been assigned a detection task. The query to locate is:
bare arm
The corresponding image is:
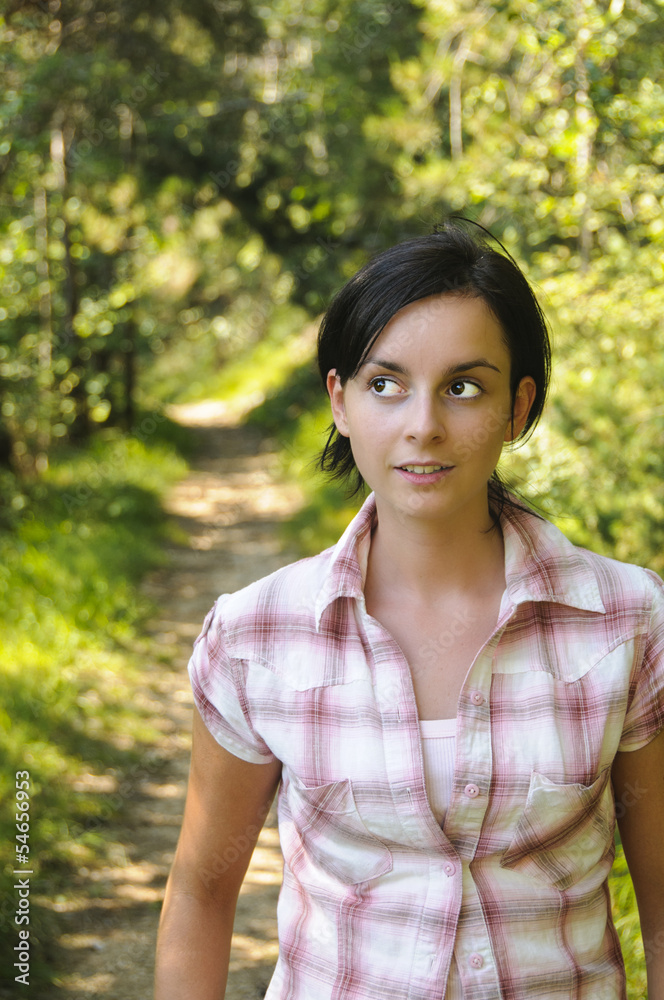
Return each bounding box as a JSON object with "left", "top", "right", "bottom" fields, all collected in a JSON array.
[
  {"left": 612, "top": 727, "right": 664, "bottom": 999},
  {"left": 154, "top": 707, "right": 282, "bottom": 1000}
]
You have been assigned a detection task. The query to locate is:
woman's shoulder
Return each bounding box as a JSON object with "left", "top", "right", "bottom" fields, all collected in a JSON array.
[
  {"left": 576, "top": 544, "right": 664, "bottom": 621},
  {"left": 195, "top": 497, "right": 374, "bottom": 671},
  {"left": 215, "top": 544, "right": 337, "bottom": 625},
  {"left": 199, "top": 547, "right": 334, "bottom": 652},
  {"left": 209, "top": 495, "right": 374, "bottom": 632},
  {"left": 507, "top": 501, "right": 664, "bottom": 621},
  {"left": 503, "top": 509, "right": 664, "bottom": 614}
]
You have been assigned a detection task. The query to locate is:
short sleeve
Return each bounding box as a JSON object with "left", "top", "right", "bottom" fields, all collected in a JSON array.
[
  {"left": 618, "top": 570, "right": 664, "bottom": 752},
  {"left": 188, "top": 597, "right": 278, "bottom": 765}
]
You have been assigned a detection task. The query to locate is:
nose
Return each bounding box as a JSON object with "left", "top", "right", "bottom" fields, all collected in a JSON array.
[{"left": 405, "top": 391, "right": 446, "bottom": 443}]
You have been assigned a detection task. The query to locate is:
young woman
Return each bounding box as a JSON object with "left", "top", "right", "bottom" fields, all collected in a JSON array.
[{"left": 155, "top": 223, "right": 664, "bottom": 999}]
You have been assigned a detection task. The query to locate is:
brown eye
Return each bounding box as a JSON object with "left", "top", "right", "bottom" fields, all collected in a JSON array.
[
  {"left": 449, "top": 380, "right": 481, "bottom": 398},
  {"left": 369, "top": 377, "right": 401, "bottom": 396}
]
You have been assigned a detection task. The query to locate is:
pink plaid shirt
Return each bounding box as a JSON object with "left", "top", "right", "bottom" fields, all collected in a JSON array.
[{"left": 189, "top": 494, "right": 664, "bottom": 1000}]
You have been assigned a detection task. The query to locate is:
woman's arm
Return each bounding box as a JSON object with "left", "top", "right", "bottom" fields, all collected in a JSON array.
[
  {"left": 154, "top": 707, "right": 282, "bottom": 1000},
  {"left": 612, "top": 727, "right": 664, "bottom": 999}
]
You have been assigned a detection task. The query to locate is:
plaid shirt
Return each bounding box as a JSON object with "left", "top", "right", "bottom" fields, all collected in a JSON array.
[{"left": 190, "top": 494, "right": 664, "bottom": 1000}]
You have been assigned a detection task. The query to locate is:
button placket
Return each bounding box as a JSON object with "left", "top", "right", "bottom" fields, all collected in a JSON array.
[
  {"left": 443, "top": 646, "right": 495, "bottom": 850},
  {"left": 363, "top": 611, "right": 447, "bottom": 849},
  {"left": 451, "top": 864, "right": 502, "bottom": 997}
]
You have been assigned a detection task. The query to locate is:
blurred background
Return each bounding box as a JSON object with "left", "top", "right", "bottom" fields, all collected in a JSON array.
[{"left": 1, "top": 0, "right": 663, "bottom": 993}]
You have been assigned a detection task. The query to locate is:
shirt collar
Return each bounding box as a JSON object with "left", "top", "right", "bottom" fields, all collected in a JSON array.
[
  {"left": 500, "top": 503, "right": 606, "bottom": 613},
  {"left": 314, "top": 493, "right": 376, "bottom": 628},
  {"left": 314, "top": 493, "right": 605, "bottom": 628}
]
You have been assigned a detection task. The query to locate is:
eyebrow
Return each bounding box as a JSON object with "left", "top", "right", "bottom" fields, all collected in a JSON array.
[{"left": 362, "top": 357, "right": 502, "bottom": 377}]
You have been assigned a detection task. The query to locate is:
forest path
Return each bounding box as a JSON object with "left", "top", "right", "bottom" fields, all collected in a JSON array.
[{"left": 54, "top": 401, "right": 303, "bottom": 1000}]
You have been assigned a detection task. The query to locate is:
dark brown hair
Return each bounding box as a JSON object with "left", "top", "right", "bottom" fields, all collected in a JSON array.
[{"left": 317, "top": 221, "right": 551, "bottom": 507}]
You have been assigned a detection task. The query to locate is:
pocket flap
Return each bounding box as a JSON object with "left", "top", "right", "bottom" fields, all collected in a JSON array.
[
  {"left": 500, "top": 769, "right": 614, "bottom": 890},
  {"left": 287, "top": 775, "right": 393, "bottom": 885}
]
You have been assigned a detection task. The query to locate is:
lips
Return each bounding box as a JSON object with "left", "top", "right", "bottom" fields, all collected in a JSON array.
[
  {"left": 395, "top": 463, "right": 454, "bottom": 485},
  {"left": 397, "top": 464, "right": 452, "bottom": 473}
]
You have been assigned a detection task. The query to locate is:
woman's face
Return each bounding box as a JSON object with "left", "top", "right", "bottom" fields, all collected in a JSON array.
[{"left": 327, "top": 294, "right": 536, "bottom": 529}]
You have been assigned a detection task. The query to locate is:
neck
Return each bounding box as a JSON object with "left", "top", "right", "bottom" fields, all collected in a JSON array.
[{"left": 366, "top": 493, "right": 505, "bottom": 605}]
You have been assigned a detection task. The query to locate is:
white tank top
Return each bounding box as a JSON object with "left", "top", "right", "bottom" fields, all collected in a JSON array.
[
  {"left": 419, "top": 718, "right": 456, "bottom": 826},
  {"left": 419, "top": 719, "right": 463, "bottom": 998}
]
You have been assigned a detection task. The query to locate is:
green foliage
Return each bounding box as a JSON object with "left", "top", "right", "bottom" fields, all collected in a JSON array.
[
  {"left": 499, "top": 246, "right": 664, "bottom": 573},
  {"left": 611, "top": 842, "right": 647, "bottom": 998},
  {"left": 0, "top": 0, "right": 420, "bottom": 462}
]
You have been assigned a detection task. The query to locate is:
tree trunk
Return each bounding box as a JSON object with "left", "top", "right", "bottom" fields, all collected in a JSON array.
[
  {"left": 122, "top": 318, "right": 136, "bottom": 432},
  {"left": 34, "top": 184, "right": 53, "bottom": 460},
  {"left": 0, "top": 378, "right": 15, "bottom": 471},
  {"left": 52, "top": 126, "right": 89, "bottom": 441}
]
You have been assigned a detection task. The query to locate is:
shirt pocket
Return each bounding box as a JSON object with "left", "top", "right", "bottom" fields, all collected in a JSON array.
[
  {"left": 286, "top": 774, "right": 393, "bottom": 885},
  {"left": 499, "top": 768, "right": 614, "bottom": 891}
]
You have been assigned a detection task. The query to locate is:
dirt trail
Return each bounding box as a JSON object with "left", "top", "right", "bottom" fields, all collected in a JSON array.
[{"left": 54, "top": 401, "right": 303, "bottom": 1000}]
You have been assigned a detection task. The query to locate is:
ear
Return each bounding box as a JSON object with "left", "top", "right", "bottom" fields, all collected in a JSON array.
[
  {"left": 504, "top": 376, "right": 537, "bottom": 443},
  {"left": 326, "top": 369, "right": 350, "bottom": 437}
]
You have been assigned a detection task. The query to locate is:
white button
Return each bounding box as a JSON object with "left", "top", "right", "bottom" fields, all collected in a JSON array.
[
  {"left": 443, "top": 862, "right": 456, "bottom": 876},
  {"left": 469, "top": 952, "right": 484, "bottom": 969},
  {"left": 464, "top": 783, "right": 480, "bottom": 798},
  {"left": 470, "top": 690, "right": 485, "bottom": 705}
]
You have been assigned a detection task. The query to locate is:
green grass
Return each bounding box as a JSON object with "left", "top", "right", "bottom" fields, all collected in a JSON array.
[
  {"left": 611, "top": 841, "right": 647, "bottom": 998},
  {"left": 0, "top": 421, "right": 189, "bottom": 994}
]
